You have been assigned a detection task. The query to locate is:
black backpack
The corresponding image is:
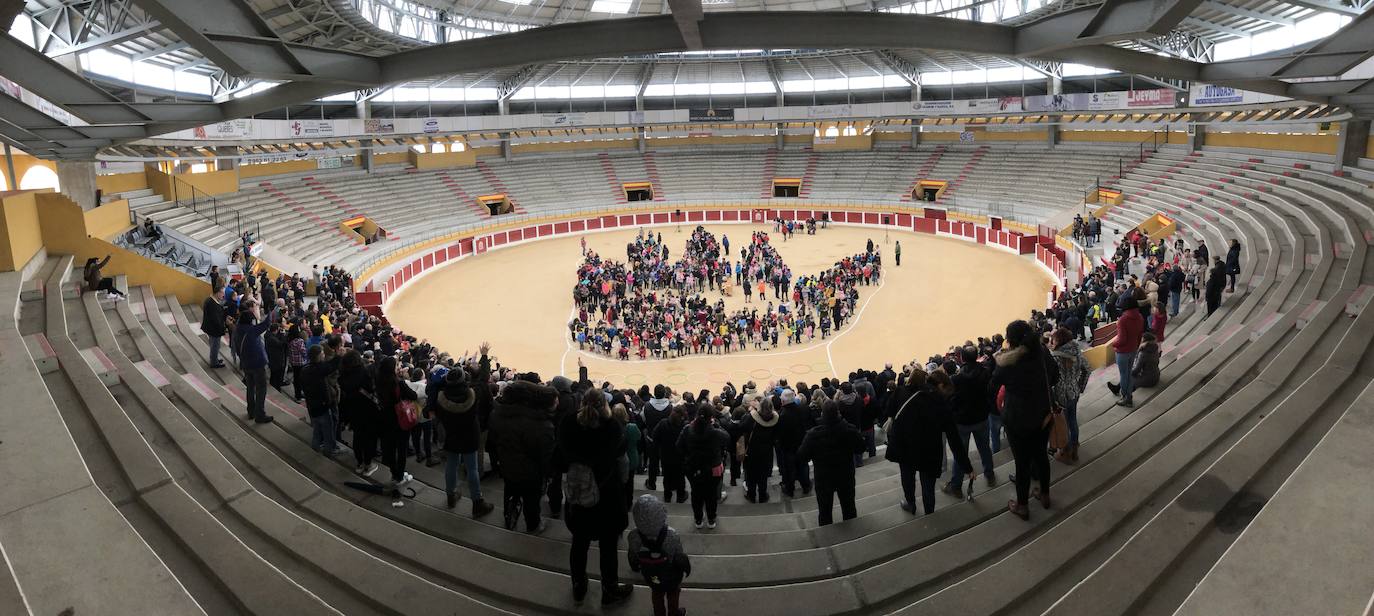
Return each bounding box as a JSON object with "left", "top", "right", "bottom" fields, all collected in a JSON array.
[{"left": 635, "top": 526, "right": 681, "bottom": 587}]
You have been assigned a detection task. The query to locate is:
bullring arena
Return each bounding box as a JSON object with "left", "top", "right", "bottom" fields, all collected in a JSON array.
[{"left": 3, "top": 2, "right": 1374, "bottom": 615}]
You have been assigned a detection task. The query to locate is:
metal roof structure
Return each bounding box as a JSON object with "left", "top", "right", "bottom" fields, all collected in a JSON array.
[{"left": 0, "top": 0, "right": 1372, "bottom": 159}]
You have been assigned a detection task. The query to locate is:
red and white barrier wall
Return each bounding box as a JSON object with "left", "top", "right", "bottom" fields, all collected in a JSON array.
[{"left": 356, "top": 205, "right": 1067, "bottom": 315}]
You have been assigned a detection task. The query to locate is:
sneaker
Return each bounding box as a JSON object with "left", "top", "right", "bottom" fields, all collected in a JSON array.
[
  {"left": 472, "top": 499, "right": 495, "bottom": 519},
  {"left": 899, "top": 500, "right": 916, "bottom": 514},
  {"left": 425, "top": 457, "right": 440, "bottom": 467},
  {"left": 600, "top": 583, "right": 634, "bottom": 607},
  {"left": 1116, "top": 397, "right": 1134, "bottom": 408},
  {"left": 446, "top": 493, "right": 458, "bottom": 509},
  {"left": 504, "top": 499, "right": 522, "bottom": 530},
  {"left": 694, "top": 519, "right": 704, "bottom": 529},
  {"left": 396, "top": 472, "right": 414, "bottom": 487},
  {"left": 362, "top": 463, "right": 378, "bottom": 478},
  {"left": 940, "top": 482, "right": 964, "bottom": 500},
  {"left": 706, "top": 518, "right": 717, "bottom": 529},
  {"left": 354, "top": 465, "right": 365, "bottom": 475},
  {"left": 720, "top": 490, "right": 728, "bottom": 503},
  {"left": 985, "top": 471, "right": 998, "bottom": 487},
  {"left": 390, "top": 498, "right": 404, "bottom": 509},
  {"left": 676, "top": 492, "right": 687, "bottom": 504}
]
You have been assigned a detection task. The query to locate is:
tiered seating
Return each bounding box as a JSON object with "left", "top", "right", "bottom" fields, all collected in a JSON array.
[{"left": 9, "top": 143, "right": 1374, "bottom": 614}]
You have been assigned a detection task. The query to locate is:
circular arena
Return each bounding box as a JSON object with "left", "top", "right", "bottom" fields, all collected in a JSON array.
[{"left": 2, "top": 2, "right": 1374, "bottom": 616}]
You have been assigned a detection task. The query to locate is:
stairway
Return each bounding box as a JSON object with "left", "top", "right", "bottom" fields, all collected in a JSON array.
[
  {"left": 938, "top": 145, "right": 988, "bottom": 203},
  {"left": 902, "top": 146, "right": 947, "bottom": 201},
  {"left": 598, "top": 152, "right": 628, "bottom": 204},
  {"left": 642, "top": 151, "right": 667, "bottom": 201},
  {"left": 475, "top": 161, "right": 524, "bottom": 214},
  {"left": 799, "top": 150, "right": 819, "bottom": 199},
  {"left": 759, "top": 147, "right": 778, "bottom": 198}
]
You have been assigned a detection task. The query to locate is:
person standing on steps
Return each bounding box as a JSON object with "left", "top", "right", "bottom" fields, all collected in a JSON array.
[
  {"left": 798, "top": 400, "right": 865, "bottom": 525},
  {"left": 489, "top": 375, "right": 558, "bottom": 534},
  {"left": 288, "top": 326, "right": 308, "bottom": 401},
  {"left": 299, "top": 344, "right": 340, "bottom": 458},
  {"left": 990, "top": 320, "right": 1058, "bottom": 521},
  {"left": 1205, "top": 256, "right": 1227, "bottom": 317},
  {"left": 677, "top": 403, "right": 731, "bottom": 529},
  {"left": 1225, "top": 239, "right": 1241, "bottom": 293},
  {"left": 374, "top": 356, "right": 418, "bottom": 498},
  {"left": 1050, "top": 327, "right": 1090, "bottom": 464},
  {"left": 201, "top": 288, "right": 227, "bottom": 368},
  {"left": 738, "top": 398, "right": 780, "bottom": 503},
  {"left": 947, "top": 346, "right": 998, "bottom": 496},
  {"left": 436, "top": 344, "right": 495, "bottom": 519},
  {"left": 560, "top": 389, "right": 634, "bottom": 608},
  {"left": 643, "top": 384, "right": 672, "bottom": 491},
  {"left": 888, "top": 367, "right": 970, "bottom": 515},
  {"left": 774, "top": 388, "right": 814, "bottom": 498},
  {"left": 339, "top": 349, "right": 378, "bottom": 476},
  {"left": 1107, "top": 295, "right": 1144, "bottom": 407},
  {"left": 237, "top": 299, "right": 275, "bottom": 424},
  {"left": 628, "top": 494, "right": 691, "bottom": 616},
  {"left": 652, "top": 406, "right": 689, "bottom": 504},
  {"left": 1167, "top": 263, "right": 1185, "bottom": 317}
]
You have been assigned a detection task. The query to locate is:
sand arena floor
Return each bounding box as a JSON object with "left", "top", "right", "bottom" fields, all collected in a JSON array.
[{"left": 385, "top": 224, "right": 1051, "bottom": 390}]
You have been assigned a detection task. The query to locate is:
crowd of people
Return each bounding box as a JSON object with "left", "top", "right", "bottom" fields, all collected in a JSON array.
[
  {"left": 188, "top": 219, "right": 1240, "bottom": 614},
  {"left": 570, "top": 226, "right": 881, "bottom": 359}
]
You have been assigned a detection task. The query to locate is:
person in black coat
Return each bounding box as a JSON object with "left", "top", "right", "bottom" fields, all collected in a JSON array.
[
  {"left": 652, "top": 407, "right": 689, "bottom": 503},
  {"left": 265, "top": 322, "right": 289, "bottom": 391},
  {"left": 374, "top": 356, "right": 418, "bottom": 491},
  {"left": 1225, "top": 239, "right": 1241, "bottom": 293},
  {"left": 299, "top": 344, "right": 340, "bottom": 457},
  {"left": 989, "top": 320, "right": 1059, "bottom": 520},
  {"left": 947, "top": 346, "right": 997, "bottom": 495},
  {"left": 676, "top": 405, "right": 731, "bottom": 527},
  {"left": 489, "top": 378, "right": 558, "bottom": 533},
  {"left": 436, "top": 354, "right": 494, "bottom": 518},
  {"left": 338, "top": 350, "right": 380, "bottom": 476},
  {"left": 774, "top": 389, "right": 814, "bottom": 498},
  {"left": 886, "top": 369, "right": 970, "bottom": 515},
  {"left": 1205, "top": 257, "right": 1227, "bottom": 317},
  {"left": 797, "top": 401, "right": 865, "bottom": 525},
  {"left": 200, "top": 288, "right": 227, "bottom": 368},
  {"left": 737, "top": 398, "right": 780, "bottom": 503},
  {"left": 559, "top": 390, "right": 634, "bottom": 607}
]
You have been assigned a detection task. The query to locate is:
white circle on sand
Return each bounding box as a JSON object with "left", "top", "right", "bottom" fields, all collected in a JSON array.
[{"left": 385, "top": 223, "right": 1050, "bottom": 390}]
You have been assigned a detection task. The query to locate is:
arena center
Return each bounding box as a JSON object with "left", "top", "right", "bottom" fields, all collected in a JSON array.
[{"left": 1, "top": 0, "right": 1373, "bottom": 613}]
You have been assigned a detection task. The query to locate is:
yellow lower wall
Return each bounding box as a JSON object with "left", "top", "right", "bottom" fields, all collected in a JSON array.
[
  {"left": 84, "top": 200, "right": 132, "bottom": 241},
  {"left": 512, "top": 140, "right": 636, "bottom": 155},
  {"left": 95, "top": 172, "right": 147, "bottom": 196},
  {"left": 375, "top": 151, "right": 410, "bottom": 166},
  {"left": 0, "top": 191, "right": 44, "bottom": 272},
  {"left": 34, "top": 193, "right": 209, "bottom": 304},
  {"left": 1205, "top": 132, "right": 1338, "bottom": 155},
  {"left": 0, "top": 154, "right": 56, "bottom": 193},
  {"left": 239, "top": 159, "right": 319, "bottom": 179},
  {"left": 411, "top": 149, "right": 478, "bottom": 169},
  {"left": 174, "top": 168, "right": 240, "bottom": 196}
]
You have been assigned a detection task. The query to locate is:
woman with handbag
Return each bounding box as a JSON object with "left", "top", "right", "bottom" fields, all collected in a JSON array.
[
  {"left": 374, "top": 356, "right": 418, "bottom": 491},
  {"left": 886, "top": 368, "right": 971, "bottom": 515},
  {"left": 339, "top": 350, "right": 380, "bottom": 477},
  {"left": 558, "top": 389, "right": 634, "bottom": 607},
  {"left": 989, "top": 320, "right": 1060, "bottom": 520},
  {"left": 677, "top": 403, "right": 731, "bottom": 529}
]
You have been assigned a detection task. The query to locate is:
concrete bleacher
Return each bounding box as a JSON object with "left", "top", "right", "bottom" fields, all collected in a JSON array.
[{"left": 7, "top": 143, "right": 1374, "bottom": 614}]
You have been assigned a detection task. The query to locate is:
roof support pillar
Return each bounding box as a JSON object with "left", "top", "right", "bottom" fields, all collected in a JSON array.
[
  {"left": 1335, "top": 120, "right": 1370, "bottom": 171},
  {"left": 56, "top": 161, "right": 98, "bottom": 211},
  {"left": 1048, "top": 122, "right": 1059, "bottom": 147},
  {"left": 215, "top": 146, "right": 238, "bottom": 172},
  {"left": 1187, "top": 120, "right": 1206, "bottom": 151},
  {"left": 358, "top": 138, "right": 374, "bottom": 173},
  {"left": 911, "top": 124, "right": 921, "bottom": 147},
  {"left": 2, "top": 143, "right": 16, "bottom": 192}
]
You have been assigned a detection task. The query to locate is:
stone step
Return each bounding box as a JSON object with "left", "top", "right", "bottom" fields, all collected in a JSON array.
[
  {"left": 79, "top": 345, "right": 118, "bottom": 386},
  {"left": 23, "top": 333, "right": 58, "bottom": 374}
]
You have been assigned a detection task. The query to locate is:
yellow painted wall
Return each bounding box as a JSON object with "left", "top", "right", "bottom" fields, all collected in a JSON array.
[
  {"left": 173, "top": 168, "right": 240, "bottom": 196},
  {"left": 34, "top": 193, "right": 210, "bottom": 304},
  {"left": 512, "top": 140, "right": 636, "bottom": 155},
  {"left": 144, "top": 168, "right": 174, "bottom": 202},
  {"left": 813, "top": 134, "right": 873, "bottom": 152},
  {"left": 95, "top": 172, "right": 147, "bottom": 195},
  {"left": 1061, "top": 130, "right": 1167, "bottom": 144},
  {"left": 1204, "top": 132, "right": 1338, "bottom": 155},
  {"left": 239, "top": 159, "right": 318, "bottom": 179},
  {"left": 1366, "top": 136, "right": 1373, "bottom": 159},
  {"left": 375, "top": 151, "right": 411, "bottom": 166},
  {"left": 410, "top": 148, "right": 478, "bottom": 169},
  {"left": 84, "top": 199, "right": 132, "bottom": 241},
  {"left": 0, "top": 191, "right": 43, "bottom": 272}
]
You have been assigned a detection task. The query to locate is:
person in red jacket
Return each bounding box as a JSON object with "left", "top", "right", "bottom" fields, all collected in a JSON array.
[
  {"left": 1149, "top": 301, "right": 1168, "bottom": 343},
  {"left": 1108, "top": 296, "right": 1145, "bottom": 407}
]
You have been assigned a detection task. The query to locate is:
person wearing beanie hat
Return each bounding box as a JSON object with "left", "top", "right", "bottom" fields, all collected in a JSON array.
[
  {"left": 436, "top": 361, "right": 494, "bottom": 518},
  {"left": 628, "top": 494, "right": 691, "bottom": 616}
]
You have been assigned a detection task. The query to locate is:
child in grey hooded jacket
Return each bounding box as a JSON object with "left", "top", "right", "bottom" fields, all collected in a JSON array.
[{"left": 627, "top": 494, "right": 692, "bottom": 616}]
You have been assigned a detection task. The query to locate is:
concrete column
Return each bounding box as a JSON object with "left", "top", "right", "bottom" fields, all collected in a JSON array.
[
  {"left": 355, "top": 99, "right": 371, "bottom": 121},
  {"left": 910, "top": 124, "right": 921, "bottom": 147},
  {"left": 1047, "top": 121, "right": 1059, "bottom": 147},
  {"left": 635, "top": 94, "right": 647, "bottom": 153},
  {"left": 1334, "top": 120, "right": 1370, "bottom": 172},
  {"left": 1187, "top": 122, "right": 1206, "bottom": 151},
  {"left": 498, "top": 98, "right": 512, "bottom": 160},
  {"left": 1047, "top": 74, "right": 1063, "bottom": 96},
  {"left": 775, "top": 91, "right": 786, "bottom": 149},
  {"left": 358, "top": 138, "right": 374, "bottom": 172},
  {"left": 56, "top": 160, "right": 98, "bottom": 211},
  {"left": 214, "top": 146, "right": 237, "bottom": 171},
  {"left": 910, "top": 83, "right": 922, "bottom": 102},
  {"left": 2, "top": 143, "right": 16, "bottom": 191}
]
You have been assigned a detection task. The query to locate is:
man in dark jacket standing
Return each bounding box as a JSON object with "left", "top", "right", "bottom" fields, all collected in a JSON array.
[
  {"left": 833, "top": 382, "right": 865, "bottom": 466},
  {"left": 547, "top": 374, "right": 578, "bottom": 518},
  {"left": 798, "top": 401, "right": 864, "bottom": 526},
  {"left": 946, "top": 346, "right": 997, "bottom": 497},
  {"left": 643, "top": 384, "right": 672, "bottom": 490},
  {"left": 774, "top": 389, "right": 814, "bottom": 498},
  {"left": 237, "top": 300, "right": 275, "bottom": 424},
  {"left": 1167, "top": 264, "right": 1185, "bottom": 317},
  {"left": 201, "top": 288, "right": 227, "bottom": 368},
  {"left": 265, "top": 321, "right": 289, "bottom": 392},
  {"left": 436, "top": 350, "right": 495, "bottom": 519},
  {"left": 1205, "top": 257, "right": 1227, "bottom": 317},
  {"left": 489, "top": 378, "right": 558, "bottom": 533},
  {"left": 299, "top": 344, "right": 340, "bottom": 456}
]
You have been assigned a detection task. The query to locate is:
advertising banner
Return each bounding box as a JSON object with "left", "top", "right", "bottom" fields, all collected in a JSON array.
[
  {"left": 1025, "top": 90, "right": 1174, "bottom": 112},
  {"left": 317, "top": 157, "right": 343, "bottom": 169},
  {"left": 806, "top": 104, "right": 854, "bottom": 119},
  {"left": 912, "top": 97, "right": 1022, "bottom": 115},
  {"left": 193, "top": 119, "right": 253, "bottom": 139},
  {"left": 290, "top": 119, "right": 335, "bottom": 138},
  {"left": 422, "top": 117, "right": 441, "bottom": 134},
  {"left": 1189, "top": 84, "right": 1286, "bottom": 107},
  {"left": 540, "top": 112, "right": 589, "bottom": 127},
  {"left": 689, "top": 108, "right": 734, "bottom": 122},
  {"left": 364, "top": 118, "right": 395, "bottom": 134}
]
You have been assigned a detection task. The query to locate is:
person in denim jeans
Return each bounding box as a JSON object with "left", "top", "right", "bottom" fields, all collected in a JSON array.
[
  {"left": 435, "top": 347, "right": 495, "bottom": 519},
  {"left": 946, "top": 346, "right": 998, "bottom": 498},
  {"left": 298, "top": 344, "right": 340, "bottom": 455},
  {"left": 1050, "top": 328, "right": 1091, "bottom": 463},
  {"left": 1108, "top": 296, "right": 1146, "bottom": 407}
]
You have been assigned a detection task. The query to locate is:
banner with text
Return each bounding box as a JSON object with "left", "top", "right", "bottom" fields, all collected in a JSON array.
[
  {"left": 1189, "top": 84, "right": 1288, "bottom": 107},
  {"left": 1024, "top": 89, "right": 1176, "bottom": 112},
  {"left": 689, "top": 108, "right": 735, "bottom": 122},
  {"left": 290, "top": 119, "right": 336, "bottom": 138},
  {"left": 193, "top": 119, "right": 253, "bottom": 139}
]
